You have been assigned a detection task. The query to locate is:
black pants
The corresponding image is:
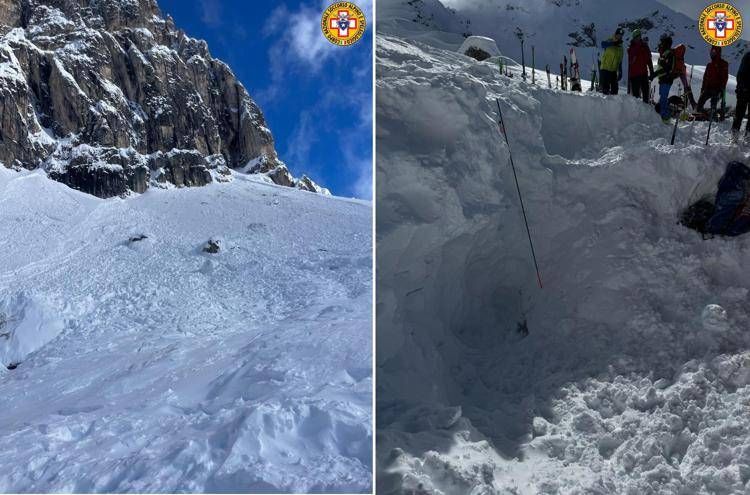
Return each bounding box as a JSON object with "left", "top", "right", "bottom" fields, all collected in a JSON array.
[
  {"left": 696, "top": 89, "right": 721, "bottom": 113},
  {"left": 600, "top": 70, "right": 618, "bottom": 95},
  {"left": 629, "top": 75, "right": 649, "bottom": 103},
  {"left": 732, "top": 91, "right": 750, "bottom": 132}
]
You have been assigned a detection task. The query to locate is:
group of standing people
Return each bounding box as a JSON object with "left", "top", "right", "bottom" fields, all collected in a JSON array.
[{"left": 595, "top": 27, "right": 750, "bottom": 140}]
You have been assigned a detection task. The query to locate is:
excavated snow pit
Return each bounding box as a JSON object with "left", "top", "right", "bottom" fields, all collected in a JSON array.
[{"left": 377, "top": 34, "right": 750, "bottom": 494}]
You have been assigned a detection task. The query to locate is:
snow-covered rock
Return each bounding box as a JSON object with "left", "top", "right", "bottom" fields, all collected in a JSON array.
[{"left": 458, "top": 35, "right": 500, "bottom": 61}]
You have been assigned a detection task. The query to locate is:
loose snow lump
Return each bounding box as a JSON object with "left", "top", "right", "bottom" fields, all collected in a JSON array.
[
  {"left": 702, "top": 304, "right": 729, "bottom": 333},
  {"left": 0, "top": 293, "right": 64, "bottom": 369},
  {"left": 458, "top": 35, "right": 500, "bottom": 61}
]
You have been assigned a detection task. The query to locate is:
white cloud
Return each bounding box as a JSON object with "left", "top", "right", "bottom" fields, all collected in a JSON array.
[
  {"left": 285, "top": 110, "right": 317, "bottom": 168},
  {"left": 262, "top": 0, "right": 373, "bottom": 89},
  {"left": 263, "top": 4, "right": 333, "bottom": 80},
  {"left": 264, "top": 0, "right": 373, "bottom": 199},
  {"left": 351, "top": 158, "right": 374, "bottom": 200},
  {"left": 199, "top": 0, "right": 222, "bottom": 28}
]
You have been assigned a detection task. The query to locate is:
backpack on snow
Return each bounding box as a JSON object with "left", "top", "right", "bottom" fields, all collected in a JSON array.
[{"left": 706, "top": 161, "right": 750, "bottom": 236}]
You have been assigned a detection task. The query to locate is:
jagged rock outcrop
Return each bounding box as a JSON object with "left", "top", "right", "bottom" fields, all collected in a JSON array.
[{"left": 0, "top": 0, "right": 329, "bottom": 197}]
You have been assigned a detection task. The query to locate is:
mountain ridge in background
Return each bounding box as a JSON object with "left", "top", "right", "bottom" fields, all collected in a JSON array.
[
  {"left": 0, "top": 0, "right": 328, "bottom": 198},
  {"left": 379, "top": 0, "right": 750, "bottom": 72}
]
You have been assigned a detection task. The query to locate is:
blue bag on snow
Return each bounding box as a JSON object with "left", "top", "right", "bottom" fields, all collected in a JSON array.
[{"left": 706, "top": 161, "right": 750, "bottom": 236}]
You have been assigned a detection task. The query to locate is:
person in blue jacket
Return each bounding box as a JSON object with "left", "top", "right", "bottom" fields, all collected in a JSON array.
[{"left": 731, "top": 51, "right": 750, "bottom": 140}]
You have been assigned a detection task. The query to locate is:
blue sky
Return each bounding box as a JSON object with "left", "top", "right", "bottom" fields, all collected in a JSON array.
[{"left": 157, "top": 0, "right": 373, "bottom": 199}]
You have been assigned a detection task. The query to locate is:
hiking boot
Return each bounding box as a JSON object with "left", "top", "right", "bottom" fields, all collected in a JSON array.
[{"left": 662, "top": 117, "right": 671, "bottom": 124}]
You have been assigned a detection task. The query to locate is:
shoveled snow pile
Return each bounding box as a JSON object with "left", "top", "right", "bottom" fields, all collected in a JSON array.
[
  {"left": 0, "top": 168, "right": 371, "bottom": 493},
  {"left": 377, "top": 33, "right": 750, "bottom": 494}
]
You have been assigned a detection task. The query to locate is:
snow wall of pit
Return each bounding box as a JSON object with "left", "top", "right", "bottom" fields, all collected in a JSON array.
[{"left": 376, "top": 35, "right": 750, "bottom": 425}]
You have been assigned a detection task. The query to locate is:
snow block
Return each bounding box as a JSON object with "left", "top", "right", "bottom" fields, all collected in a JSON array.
[
  {"left": 0, "top": 293, "right": 64, "bottom": 368},
  {"left": 457, "top": 36, "right": 500, "bottom": 61}
]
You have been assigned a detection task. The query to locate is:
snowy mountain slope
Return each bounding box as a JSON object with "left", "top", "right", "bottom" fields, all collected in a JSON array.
[
  {"left": 0, "top": 168, "right": 372, "bottom": 493},
  {"left": 379, "top": 0, "right": 750, "bottom": 76},
  {"left": 377, "top": 34, "right": 750, "bottom": 494},
  {"left": 377, "top": 0, "right": 470, "bottom": 50}
]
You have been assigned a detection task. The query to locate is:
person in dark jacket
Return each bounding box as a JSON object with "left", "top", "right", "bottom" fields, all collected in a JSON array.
[
  {"left": 600, "top": 27, "right": 625, "bottom": 95},
  {"left": 627, "top": 29, "right": 654, "bottom": 103},
  {"left": 650, "top": 34, "right": 677, "bottom": 123},
  {"left": 697, "top": 46, "right": 729, "bottom": 114},
  {"left": 732, "top": 51, "right": 750, "bottom": 139}
]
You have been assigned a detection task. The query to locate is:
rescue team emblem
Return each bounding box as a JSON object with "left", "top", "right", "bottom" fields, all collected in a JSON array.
[
  {"left": 699, "top": 2, "right": 743, "bottom": 47},
  {"left": 321, "top": 2, "right": 366, "bottom": 46}
]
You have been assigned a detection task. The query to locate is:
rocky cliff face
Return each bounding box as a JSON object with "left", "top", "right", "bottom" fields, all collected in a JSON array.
[{"left": 0, "top": 0, "right": 328, "bottom": 197}]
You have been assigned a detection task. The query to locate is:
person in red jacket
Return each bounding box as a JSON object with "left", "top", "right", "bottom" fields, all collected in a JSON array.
[
  {"left": 627, "top": 29, "right": 654, "bottom": 103},
  {"left": 696, "top": 46, "right": 729, "bottom": 114},
  {"left": 672, "top": 43, "right": 697, "bottom": 109}
]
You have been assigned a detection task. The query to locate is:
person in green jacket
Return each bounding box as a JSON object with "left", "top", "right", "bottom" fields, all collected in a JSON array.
[{"left": 600, "top": 27, "right": 625, "bottom": 95}]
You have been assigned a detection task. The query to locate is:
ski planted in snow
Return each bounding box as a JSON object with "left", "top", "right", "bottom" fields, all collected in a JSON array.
[
  {"left": 546, "top": 65, "right": 551, "bottom": 88},
  {"left": 687, "top": 64, "right": 695, "bottom": 111},
  {"left": 670, "top": 106, "right": 680, "bottom": 144},
  {"left": 531, "top": 46, "right": 536, "bottom": 84},
  {"left": 569, "top": 48, "right": 582, "bottom": 91},
  {"left": 671, "top": 84, "right": 692, "bottom": 144},
  {"left": 589, "top": 67, "right": 598, "bottom": 91}
]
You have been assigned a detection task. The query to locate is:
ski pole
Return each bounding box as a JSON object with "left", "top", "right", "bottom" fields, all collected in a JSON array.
[
  {"left": 495, "top": 98, "right": 543, "bottom": 289},
  {"left": 706, "top": 101, "right": 717, "bottom": 146},
  {"left": 671, "top": 86, "right": 688, "bottom": 145}
]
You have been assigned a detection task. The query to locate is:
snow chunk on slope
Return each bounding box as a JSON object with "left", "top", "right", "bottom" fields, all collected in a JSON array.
[
  {"left": 458, "top": 35, "right": 500, "bottom": 59},
  {"left": 0, "top": 293, "right": 64, "bottom": 368}
]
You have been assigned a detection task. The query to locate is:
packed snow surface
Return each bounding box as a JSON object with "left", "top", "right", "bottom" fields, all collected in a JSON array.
[
  {"left": 377, "top": 33, "right": 750, "bottom": 495},
  {"left": 0, "top": 169, "right": 372, "bottom": 493}
]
